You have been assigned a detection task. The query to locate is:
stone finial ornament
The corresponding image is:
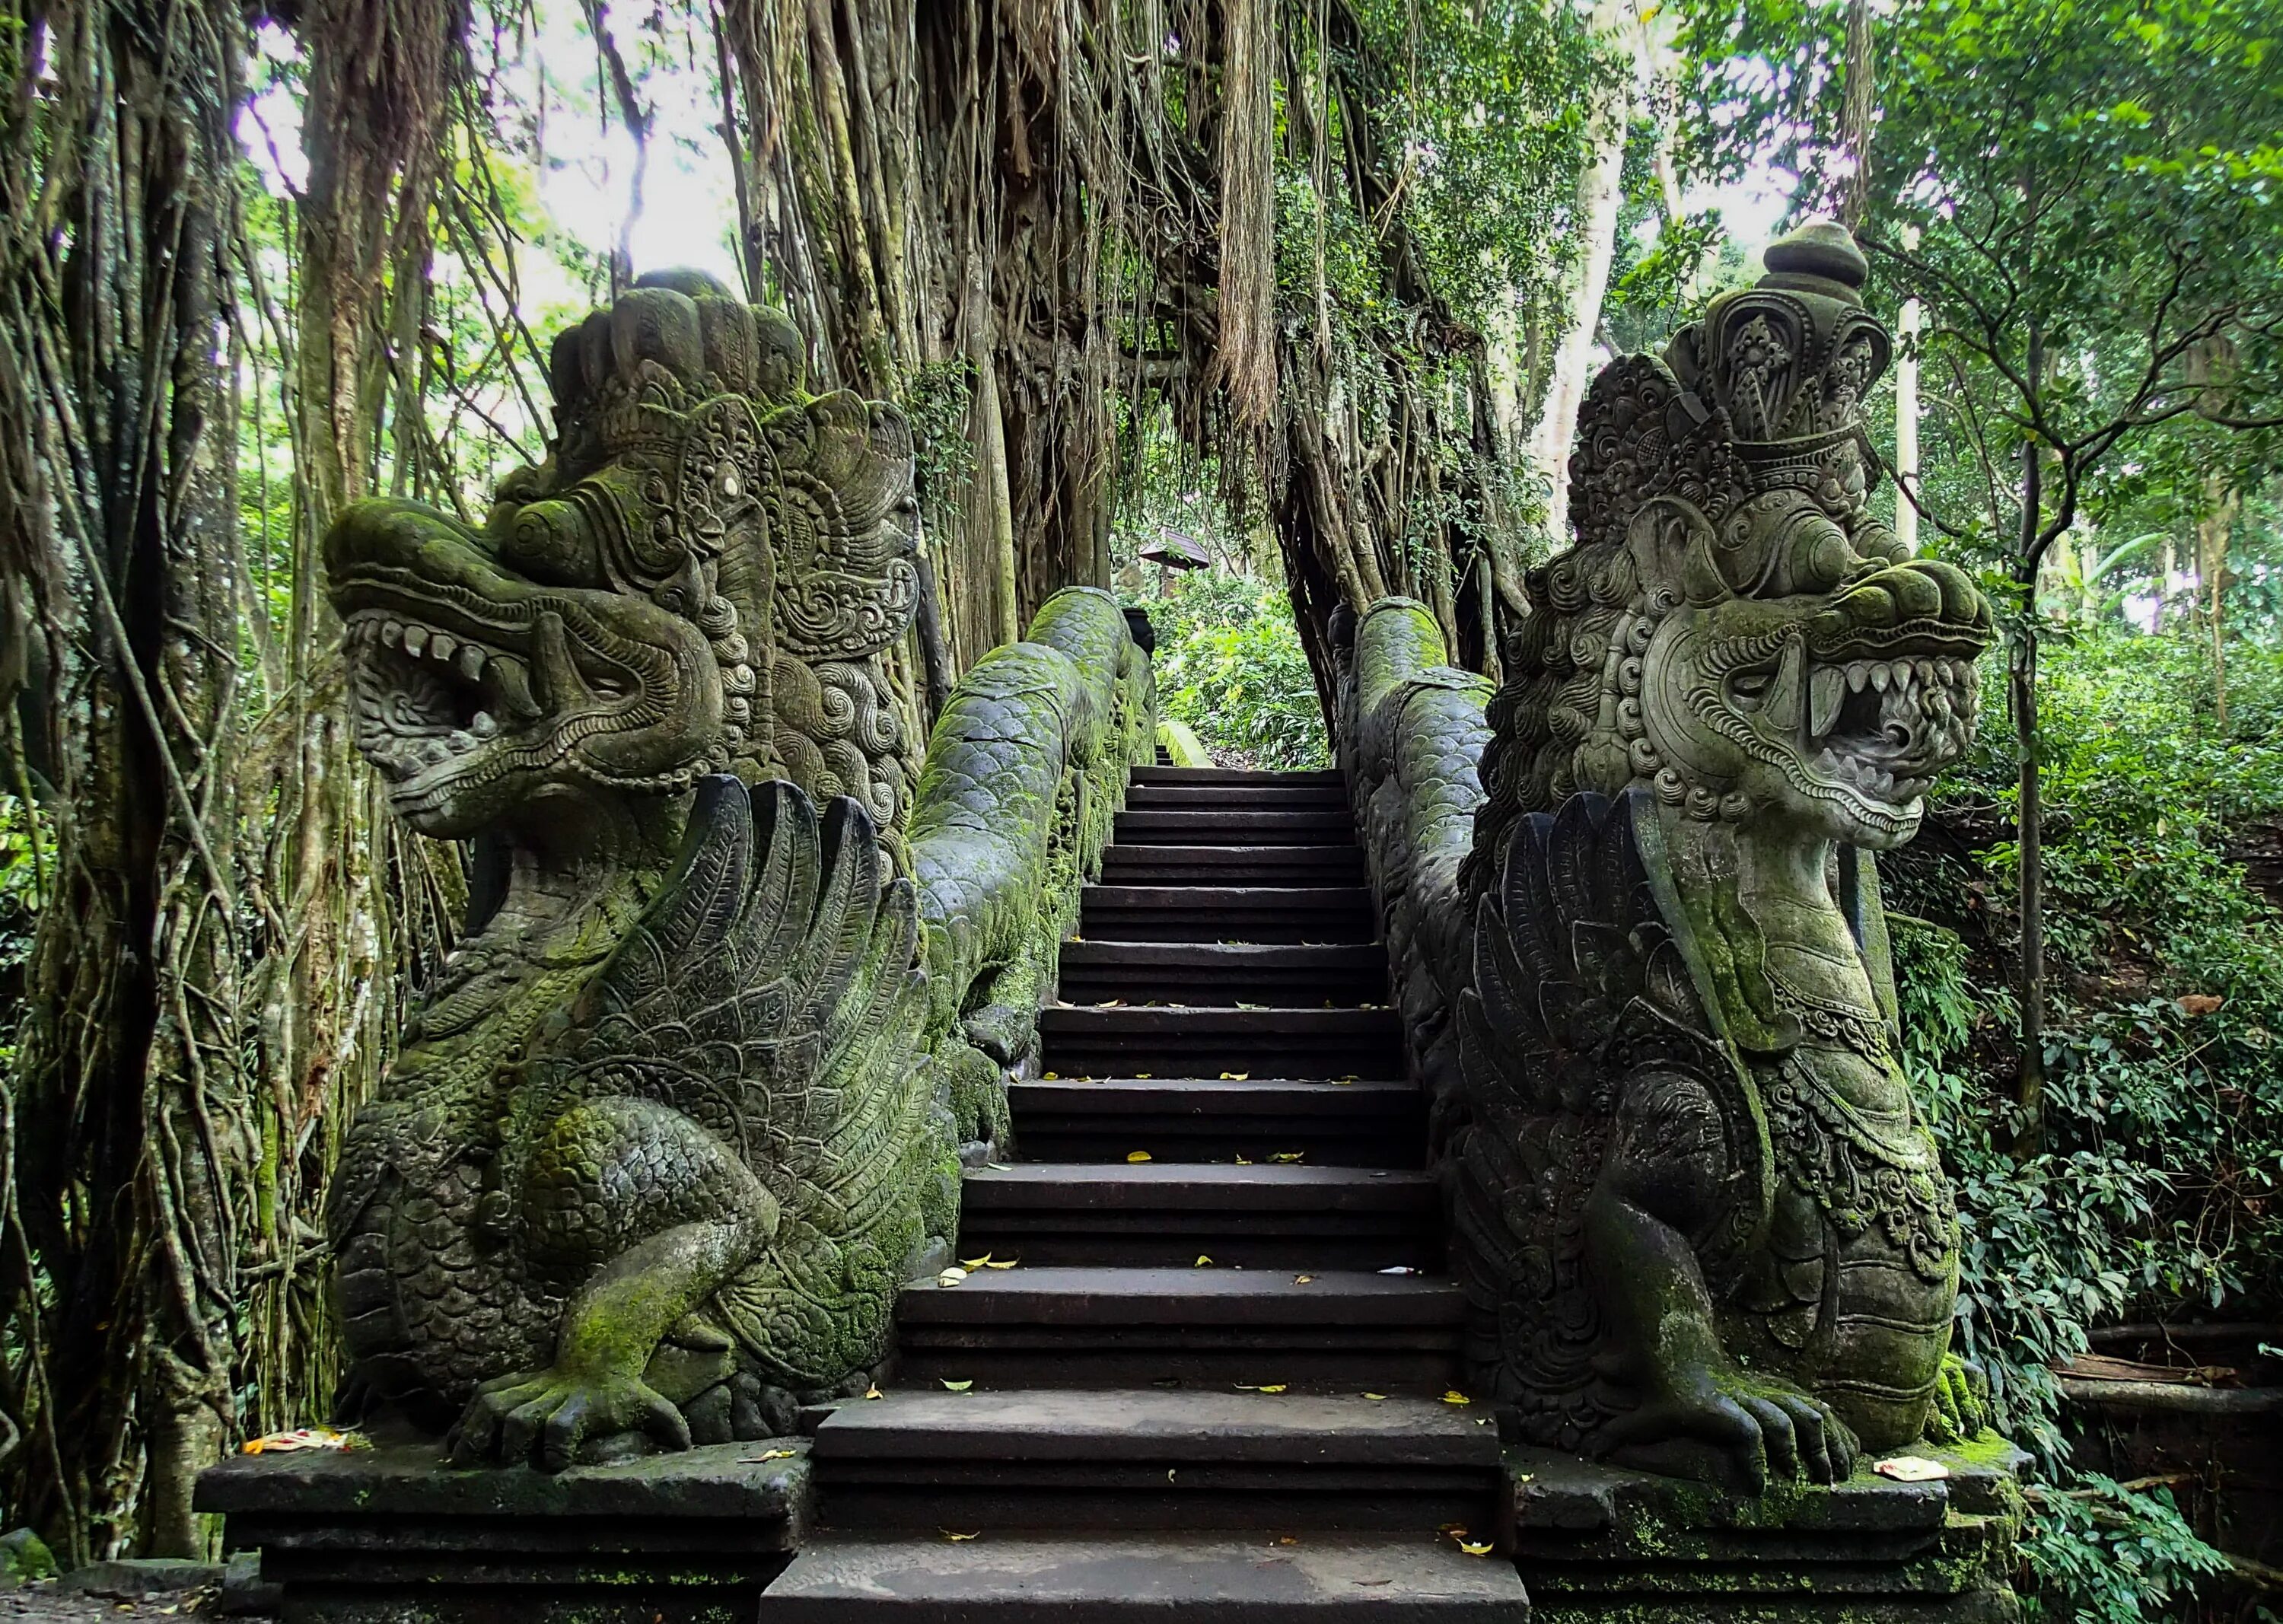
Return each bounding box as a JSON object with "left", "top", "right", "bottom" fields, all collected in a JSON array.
[{"left": 1452, "top": 221, "right": 1998, "bottom": 1492}]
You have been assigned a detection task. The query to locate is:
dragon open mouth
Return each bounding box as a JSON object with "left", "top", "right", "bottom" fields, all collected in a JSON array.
[
  {"left": 1699, "top": 556, "right": 1993, "bottom": 843},
  {"left": 326, "top": 500, "right": 723, "bottom": 839},
  {"left": 1803, "top": 653, "right": 1980, "bottom": 806},
  {"left": 345, "top": 608, "right": 553, "bottom": 795}
]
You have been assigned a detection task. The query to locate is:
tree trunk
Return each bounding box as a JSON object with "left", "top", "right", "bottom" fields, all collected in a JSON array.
[
  {"left": 1524, "top": 0, "right": 1629, "bottom": 544},
  {"left": 2200, "top": 476, "right": 2237, "bottom": 729},
  {"left": 0, "top": 0, "right": 256, "bottom": 1559},
  {"left": 2012, "top": 377, "right": 2046, "bottom": 1160}
]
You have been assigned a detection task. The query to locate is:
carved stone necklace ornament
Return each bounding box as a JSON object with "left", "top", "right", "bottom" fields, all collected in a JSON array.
[
  {"left": 1454, "top": 222, "right": 1996, "bottom": 1493},
  {"left": 324, "top": 272, "right": 945, "bottom": 1470}
]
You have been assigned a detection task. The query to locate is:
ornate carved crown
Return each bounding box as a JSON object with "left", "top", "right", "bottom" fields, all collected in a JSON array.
[{"left": 1662, "top": 221, "right": 1892, "bottom": 485}]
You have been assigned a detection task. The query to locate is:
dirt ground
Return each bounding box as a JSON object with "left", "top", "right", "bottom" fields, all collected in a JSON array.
[{"left": 0, "top": 1587, "right": 267, "bottom": 1622}]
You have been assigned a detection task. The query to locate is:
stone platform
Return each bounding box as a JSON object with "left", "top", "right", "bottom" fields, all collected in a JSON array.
[
  {"left": 1501, "top": 1441, "right": 2028, "bottom": 1623},
  {"left": 196, "top": 1438, "right": 811, "bottom": 1624}
]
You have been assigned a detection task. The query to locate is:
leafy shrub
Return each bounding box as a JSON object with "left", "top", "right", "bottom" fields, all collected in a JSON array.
[
  {"left": 1887, "top": 625, "right": 2283, "bottom": 1619},
  {"left": 1135, "top": 572, "right": 1329, "bottom": 771}
]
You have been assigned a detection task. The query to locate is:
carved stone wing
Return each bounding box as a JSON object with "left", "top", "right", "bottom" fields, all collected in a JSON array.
[
  {"left": 1450, "top": 788, "right": 1751, "bottom": 1445},
  {"left": 558, "top": 774, "right": 941, "bottom": 1388}
]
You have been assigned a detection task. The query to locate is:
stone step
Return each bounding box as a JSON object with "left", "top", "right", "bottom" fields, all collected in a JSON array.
[
  {"left": 763, "top": 1532, "right": 1527, "bottom": 1620},
  {"left": 1080, "top": 886, "right": 1377, "bottom": 945},
  {"left": 1116, "top": 809, "right": 1356, "bottom": 847},
  {"left": 1056, "top": 942, "right": 1387, "bottom": 1007},
  {"left": 1039, "top": 1006, "right": 1403, "bottom": 1080},
  {"left": 1010, "top": 1078, "right": 1422, "bottom": 1167},
  {"left": 896, "top": 1266, "right": 1464, "bottom": 1389},
  {"left": 1130, "top": 767, "right": 1345, "bottom": 788},
  {"left": 956, "top": 1164, "right": 1440, "bottom": 1269},
  {"left": 1125, "top": 783, "right": 1348, "bottom": 811},
  {"left": 1097, "top": 844, "right": 1367, "bottom": 888},
  {"left": 807, "top": 1389, "right": 1501, "bottom": 1533}
]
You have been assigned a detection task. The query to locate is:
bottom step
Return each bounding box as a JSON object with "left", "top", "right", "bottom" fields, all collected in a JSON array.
[{"left": 763, "top": 1533, "right": 1528, "bottom": 1621}]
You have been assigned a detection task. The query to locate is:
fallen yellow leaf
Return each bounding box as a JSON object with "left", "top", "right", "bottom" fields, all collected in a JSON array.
[
  {"left": 1270, "top": 1151, "right": 1305, "bottom": 1164},
  {"left": 243, "top": 1428, "right": 363, "bottom": 1454},
  {"left": 1219, "top": 1072, "right": 1250, "bottom": 1081},
  {"left": 1128, "top": 1150, "right": 1154, "bottom": 1163},
  {"left": 1194, "top": 1254, "right": 1214, "bottom": 1266},
  {"left": 1459, "top": 1540, "right": 1495, "bottom": 1558},
  {"left": 982, "top": 1257, "right": 1019, "bottom": 1269},
  {"left": 740, "top": 1449, "right": 798, "bottom": 1462},
  {"left": 960, "top": 1253, "right": 995, "bottom": 1269},
  {"left": 1135, "top": 1072, "right": 1152, "bottom": 1079},
  {"left": 943, "top": 1530, "right": 980, "bottom": 1542},
  {"left": 1043, "top": 1072, "right": 1059, "bottom": 1081},
  {"left": 1235, "top": 1154, "right": 1253, "bottom": 1165},
  {"left": 941, "top": 1379, "right": 974, "bottom": 1393},
  {"left": 1258, "top": 1384, "right": 1288, "bottom": 1394},
  {"left": 864, "top": 1384, "right": 884, "bottom": 1400},
  {"left": 1294, "top": 1274, "right": 1314, "bottom": 1284},
  {"left": 1441, "top": 1390, "right": 1471, "bottom": 1406},
  {"left": 1363, "top": 1392, "right": 1389, "bottom": 1401}
]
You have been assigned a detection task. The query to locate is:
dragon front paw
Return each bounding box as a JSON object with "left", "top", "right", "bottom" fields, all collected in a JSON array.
[
  {"left": 1601, "top": 1364, "right": 1860, "bottom": 1494},
  {"left": 448, "top": 1364, "right": 691, "bottom": 1472},
  {"left": 1925, "top": 1352, "right": 1992, "bottom": 1444}
]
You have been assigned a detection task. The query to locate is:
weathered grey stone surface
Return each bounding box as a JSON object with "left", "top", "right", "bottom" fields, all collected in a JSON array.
[
  {"left": 762, "top": 1533, "right": 1530, "bottom": 1621},
  {"left": 199, "top": 1438, "right": 814, "bottom": 1624},
  {"left": 1507, "top": 1443, "right": 2027, "bottom": 1623},
  {"left": 811, "top": 1389, "right": 1499, "bottom": 1466},
  {"left": 198, "top": 1438, "right": 811, "bottom": 1521}
]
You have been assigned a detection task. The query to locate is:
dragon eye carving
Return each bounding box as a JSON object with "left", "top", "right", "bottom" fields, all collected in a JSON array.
[{"left": 1728, "top": 668, "right": 1775, "bottom": 712}]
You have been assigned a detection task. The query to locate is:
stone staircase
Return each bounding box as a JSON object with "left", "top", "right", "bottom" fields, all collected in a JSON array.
[{"left": 768, "top": 766, "right": 1527, "bottom": 1618}]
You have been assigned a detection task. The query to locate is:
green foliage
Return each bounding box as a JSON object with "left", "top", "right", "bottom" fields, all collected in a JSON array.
[
  {"left": 2020, "top": 1474, "right": 2233, "bottom": 1624},
  {"left": 1885, "top": 627, "right": 2283, "bottom": 1618},
  {"left": 1137, "top": 572, "right": 1329, "bottom": 771},
  {"left": 900, "top": 357, "right": 976, "bottom": 552},
  {"left": 1339, "top": 0, "right": 1615, "bottom": 329},
  {"left": 1673, "top": 0, "right": 2283, "bottom": 565}
]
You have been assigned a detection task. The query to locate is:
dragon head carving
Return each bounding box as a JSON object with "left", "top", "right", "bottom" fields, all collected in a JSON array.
[
  {"left": 1473, "top": 223, "right": 1993, "bottom": 884},
  {"left": 326, "top": 270, "right": 921, "bottom": 842}
]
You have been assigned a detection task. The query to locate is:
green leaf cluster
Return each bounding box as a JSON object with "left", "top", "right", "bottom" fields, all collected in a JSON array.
[{"left": 1134, "top": 572, "right": 1331, "bottom": 772}]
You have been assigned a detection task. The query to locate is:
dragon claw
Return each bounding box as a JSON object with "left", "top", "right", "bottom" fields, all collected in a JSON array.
[
  {"left": 1603, "top": 1364, "right": 1858, "bottom": 1493},
  {"left": 1927, "top": 1352, "right": 1990, "bottom": 1443},
  {"left": 449, "top": 1365, "right": 690, "bottom": 1471}
]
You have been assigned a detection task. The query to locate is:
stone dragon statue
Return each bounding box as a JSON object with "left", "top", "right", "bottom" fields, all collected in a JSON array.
[
  {"left": 1455, "top": 222, "right": 1996, "bottom": 1492},
  {"left": 1339, "top": 223, "right": 2000, "bottom": 1495},
  {"left": 324, "top": 272, "right": 958, "bottom": 1470}
]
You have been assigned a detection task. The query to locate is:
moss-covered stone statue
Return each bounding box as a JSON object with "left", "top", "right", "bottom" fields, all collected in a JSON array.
[
  {"left": 1454, "top": 222, "right": 1998, "bottom": 1493},
  {"left": 324, "top": 272, "right": 953, "bottom": 1470}
]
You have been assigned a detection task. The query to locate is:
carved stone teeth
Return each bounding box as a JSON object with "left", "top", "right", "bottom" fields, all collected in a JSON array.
[
  {"left": 403, "top": 626, "right": 428, "bottom": 657},
  {"left": 431, "top": 632, "right": 457, "bottom": 663},
  {"left": 382, "top": 620, "right": 406, "bottom": 648},
  {"left": 1848, "top": 662, "right": 1870, "bottom": 693},
  {"left": 457, "top": 645, "right": 487, "bottom": 680},
  {"left": 420, "top": 738, "right": 451, "bottom": 766},
  {"left": 492, "top": 658, "right": 541, "bottom": 721},
  {"left": 1809, "top": 665, "right": 1845, "bottom": 738},
  {"left": 1870, "top": 663, "right": 1892, "bottom": 693},
  {"left": 531, "top": 612, "right": 587, "bottom": 708},
  {"left": 448, "top": 730, "right": 477, "bottom": 754},
  {"left": 470, "top": 711, "right": 498, "bottom": 739}
]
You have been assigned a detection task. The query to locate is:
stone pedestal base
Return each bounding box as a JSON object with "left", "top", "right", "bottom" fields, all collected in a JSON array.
[
  {"left": 1501, "top": 1440, "right": 2027, "bottom": 1623},
  {"left": 195, "top": 1438, "right": 811, "bottom": 1624}
]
